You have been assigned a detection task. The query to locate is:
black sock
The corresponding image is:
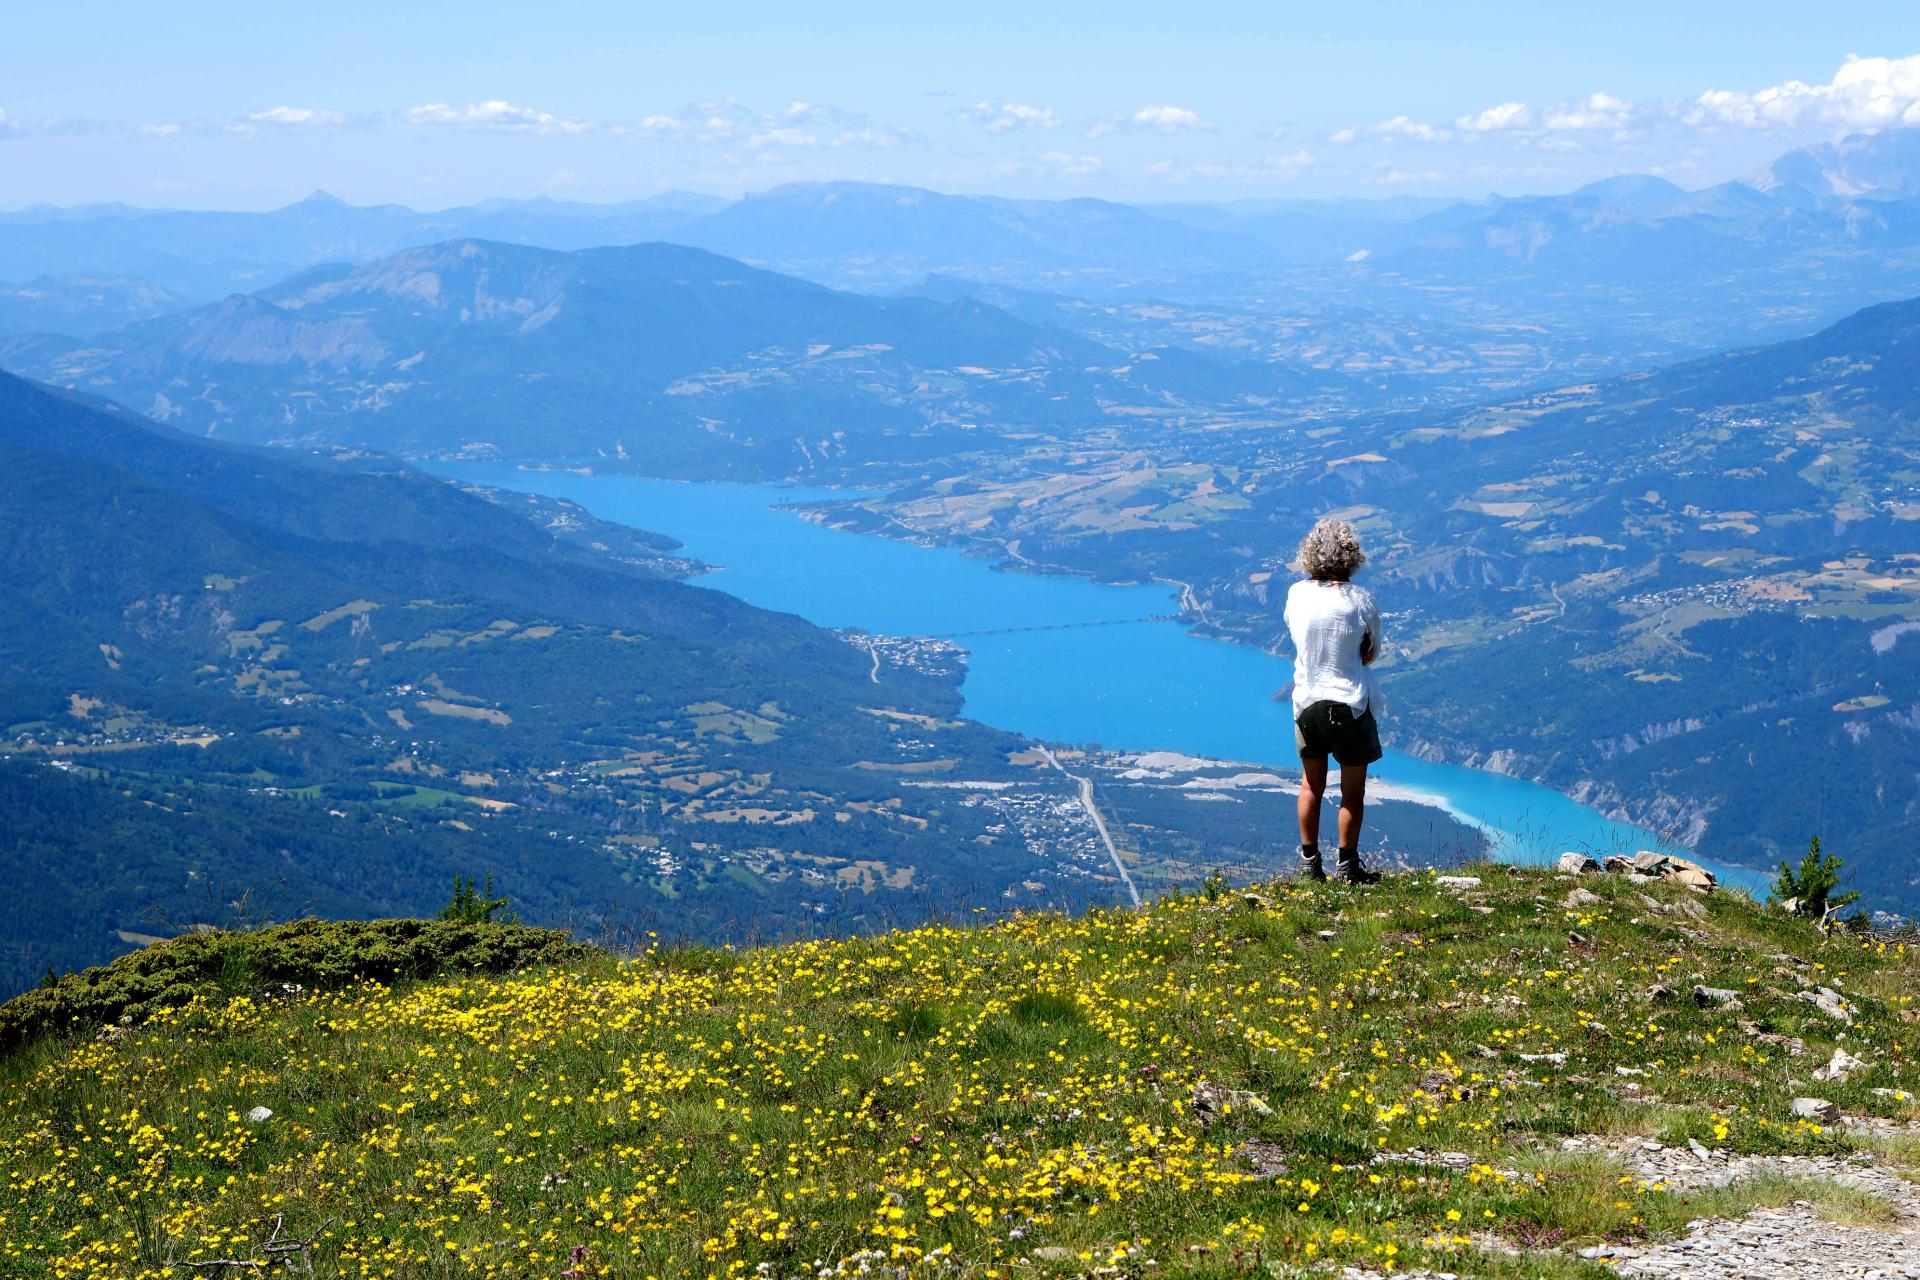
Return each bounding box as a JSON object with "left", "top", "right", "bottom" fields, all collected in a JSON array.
[
  {"left": 1337, "top": 846, "right": 1358, "bottom": 861},
  {"left": 1300, "top": 842, "right": 1320, "bottom": 858}
]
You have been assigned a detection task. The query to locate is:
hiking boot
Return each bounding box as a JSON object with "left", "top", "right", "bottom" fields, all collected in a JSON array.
[
  {"left": 1333, "top": 849, "right": 1381, "bottom": 885},
  {"left": 1298, "top": 845, "right": 1326, "bottom": 882}
]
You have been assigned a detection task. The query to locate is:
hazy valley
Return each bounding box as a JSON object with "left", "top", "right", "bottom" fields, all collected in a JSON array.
[{"left": 0, "top": 125, "right": 1917, "bottom": 997}]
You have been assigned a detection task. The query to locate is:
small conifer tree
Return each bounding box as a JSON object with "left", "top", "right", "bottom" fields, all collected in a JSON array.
[
  {"left": 1770, "top": 836, "right": 1859, "bottom": 918},
  {"left": 439, "top": 872, "right": 514, "bottom": 925}
]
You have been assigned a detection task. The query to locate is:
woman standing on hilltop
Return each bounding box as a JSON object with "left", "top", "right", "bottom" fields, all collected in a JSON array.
[{"left": 1285, "top": 517, "right": 1384, "bottom": 885}]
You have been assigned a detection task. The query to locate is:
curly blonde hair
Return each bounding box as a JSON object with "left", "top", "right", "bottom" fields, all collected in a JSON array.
[{"left": 1296, "top": 517, "right": 1367, "bottom": 581}]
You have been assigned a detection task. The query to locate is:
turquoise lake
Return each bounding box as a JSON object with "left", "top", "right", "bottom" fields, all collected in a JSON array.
[{"left": 437, "top": 462, "right": 1764, "bottom": 888}]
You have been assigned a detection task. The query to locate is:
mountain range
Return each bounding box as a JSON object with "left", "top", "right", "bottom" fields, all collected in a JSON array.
[
  {"left": 3, "top": 238, "right": 1320, "bottom": 473},
  {"left": 14, "top": 129, "right": 1920, "bottom": 406},
  {"left": 0, "top": 190, "right": 725, "bottom": 305},
  {"left": 12, "top": 128, "right": 1920, "bottom": 292}
]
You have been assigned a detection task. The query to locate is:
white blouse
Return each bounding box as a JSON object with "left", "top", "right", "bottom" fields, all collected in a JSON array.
[{"left": 1283, "top": 578, "right": 1383, "bottom": 718}]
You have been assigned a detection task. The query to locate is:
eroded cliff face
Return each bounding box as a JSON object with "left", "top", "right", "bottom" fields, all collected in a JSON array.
[{"left": 1394, "top": 730, "right": 1718, "bottom": 851}]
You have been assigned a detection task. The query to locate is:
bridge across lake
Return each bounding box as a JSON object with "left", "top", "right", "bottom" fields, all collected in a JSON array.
[
  {"left": 926, "top": 614, "right": 1182, "bottom": 639},
  {"left": 436, "top": 462, "right": 1719, "bottom": 873}
]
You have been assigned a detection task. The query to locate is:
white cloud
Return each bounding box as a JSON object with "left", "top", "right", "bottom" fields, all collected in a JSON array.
[
  {"left": 1689, "top": 53, "right": 1920, "bottom": 130},
  {"left": 996, "top": 150, "right": 1103, "bottom": 178},
  {"left": 618, "top": 98, "right": 894, "bottom": 146},
  {"left": 403, "top": 100, "right": 593, "bottom": 134},
  {"left": 1362, "top": 167, "right": 1454, "bottom": 186},
  {"left": 1338, "top": 91, "right": 1633, "bottom": 146},
  {"left": 1455, "top": 101, "right": 1534, "bottom": 132},
  {"left": 1090, "top": 104, "right": 1208, "bottom": 137},
  {"left": 832, "top": 127, "right": 914, "bottom": 148},
  {"left": 779, "top": 101, "right": 867, "bottom": 127},
  {"left": 625, "top": 113, "right": 693, "bottom": 136},
  {"left": 1037, "top": 150, "right": 1102, "bottom": 177},
  {"left": 1146, "top": 149, "right": 1315, "bottom": 184},
  {"left": 1544, "top": 91, "right": 1633, "bottom": 131},
  {"left": 958, "top": 100, "right": 1060, "bottom": 133},
  {"left": 1131, "top": 104, "right": 1204, "bottom": 132},
  {"left": 630, "top": 99, "right": 759, "bottom": 140},
  {"left": 748, "top": 126, "right": 818, "bottom": 147},
  {"left": 1376, "top": 114, "right": 1448, "bottom": 142},
  {"left": 248, "top": 106, "right": 347, "bottom": 128},
  {"left": 1325, "top": 56, "right": 1920, "bottom": 157},
  {"left": 136, "top": 122, "right": 183, "bottom": 138},
  {"left": 1334, "top": 114, "right": 1451, "bottom": 144}
]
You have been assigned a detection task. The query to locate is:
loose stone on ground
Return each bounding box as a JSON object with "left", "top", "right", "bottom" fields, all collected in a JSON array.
[{"left": 1557, "top": 1134, "right": 1920, "bottom": 1279}]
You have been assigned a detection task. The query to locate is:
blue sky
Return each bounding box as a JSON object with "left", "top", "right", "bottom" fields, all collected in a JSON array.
[{"left": 4, "top": 0, "right": 1920, "bottom": 208}]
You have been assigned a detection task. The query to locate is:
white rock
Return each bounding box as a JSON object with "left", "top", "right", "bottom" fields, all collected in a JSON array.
[
  {"left": 1557, "top": 852, "right": 1603, "bottom": 875},
  {"left": 1789, "top": 1097, "right": 1841, "bottom": 1124},
  {"left": 245, "top": 1106, "right": 273, "bottom": 1124},
  {"left": 1434, "top": 875, "right": 1482, "bottom": 889},
  {"left": 1813, "top": 1047, "right": 1868, "bottom": 1083},
  {"left": 1797, "top": 987, "right": 1854, "bottom": 1023},
  {"left": 1669, "top": 866, "right": 1716, "bottom": 893},
  {"left": 1692, "top": 985, "right": 1744, "bottom": 1008}
]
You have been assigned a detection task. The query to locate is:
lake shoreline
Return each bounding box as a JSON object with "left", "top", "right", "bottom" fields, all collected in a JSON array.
[
  {"left": 772, "top": 484, "right": 1775, "bottom": 887},
  {"left": 432, "top": 461, "right": 1767, "bottom": 894}
]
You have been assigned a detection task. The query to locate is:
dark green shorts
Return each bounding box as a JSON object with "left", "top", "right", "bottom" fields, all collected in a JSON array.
[{"left": 1294, "top": 699, "right": 1383, "bottom": 767}]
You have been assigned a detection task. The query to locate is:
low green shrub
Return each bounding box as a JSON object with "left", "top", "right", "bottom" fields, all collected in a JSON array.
[{"left": 0, "top": 917, "right": 596, "bottom": 1053}]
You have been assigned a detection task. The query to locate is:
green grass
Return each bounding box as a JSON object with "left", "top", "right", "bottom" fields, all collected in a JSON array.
[{"left": 1, "top": 867, "right": 1913, "bottom": 1278}]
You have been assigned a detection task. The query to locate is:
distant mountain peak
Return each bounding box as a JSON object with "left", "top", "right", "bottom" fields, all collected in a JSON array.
[
  {"left": 1572, "top": 174, "right": 1685, "bottom": 200},
  {"left": 744, "top": 180, "right": 943, "bottom": 207},
  {"left": 1746, "top": 128, "right": 1920, "bottom": 204},
  {"left": 286, "top": 190, "right": 352, "bottom": 210}
]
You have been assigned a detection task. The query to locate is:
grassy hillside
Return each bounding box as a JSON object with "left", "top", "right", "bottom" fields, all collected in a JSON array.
[{"left": 3, "top": 867, "right": 1914, "bottom": 1278}]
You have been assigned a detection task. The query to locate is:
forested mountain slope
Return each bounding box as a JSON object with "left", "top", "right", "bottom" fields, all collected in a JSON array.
[
  {"left": 805, "top": 298, "right": 1920, "bottom": 910},
  {"left": 6, "top": 239, "right": 1308, "bottom": 474},
  {"left": 0, "top": 374, "right": 1048, "bottom": 990}
]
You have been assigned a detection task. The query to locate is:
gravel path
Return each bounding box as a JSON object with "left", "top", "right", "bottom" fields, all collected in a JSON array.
[
  {"left": 1341, "top": 1132, "right": 1920, "bottom": 1279},
  {"left": 1560, "top": 1135, "right": 1920, "bottom": 1279}
]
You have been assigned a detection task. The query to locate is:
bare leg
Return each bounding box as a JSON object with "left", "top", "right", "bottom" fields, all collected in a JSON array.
[
  {"left": 1331, "top": 765, "right": 1381, "bottom": 883},
  {"left": 1298, "top": 755, "right": 1328, "bottom": 846},
  {"left": 1337, "top": 764, "right": 1368, "bottom": 848}
]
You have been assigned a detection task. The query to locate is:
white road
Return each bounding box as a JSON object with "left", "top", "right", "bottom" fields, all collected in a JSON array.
[{"left": 1037, "top": 745, "right": 1142, "bottom": 907}]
